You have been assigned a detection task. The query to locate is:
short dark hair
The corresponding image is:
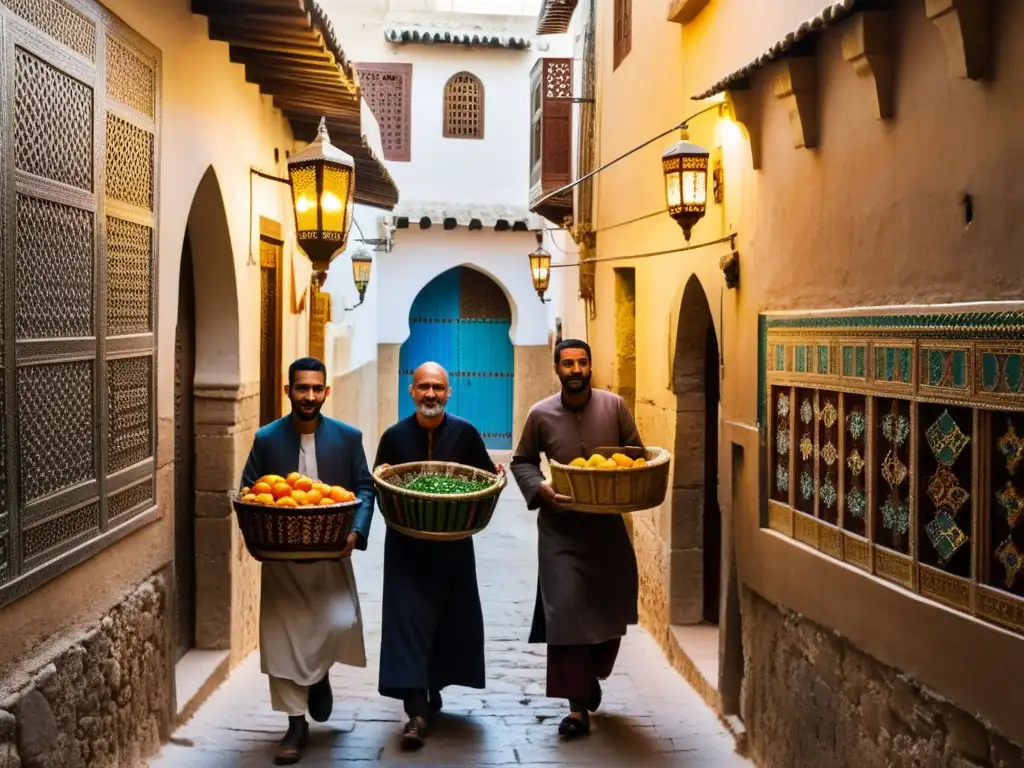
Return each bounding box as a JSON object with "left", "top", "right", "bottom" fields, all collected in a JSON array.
[
  {"left": 288, "top": 357, "right": 327, "bottom": 386},
  {"left": 554, "top": 338, "right": 592, "bottom": 365}
]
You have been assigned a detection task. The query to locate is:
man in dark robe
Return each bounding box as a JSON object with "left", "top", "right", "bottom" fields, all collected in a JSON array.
[
  {"left": 374, "top": 361, "right": 497, "bottom": 748},
  {"left": 511, "top": 339, "right": 641, "bottom": 737},
  {"left": 240, "top": 357, "right": 376, "bottom": 765}
]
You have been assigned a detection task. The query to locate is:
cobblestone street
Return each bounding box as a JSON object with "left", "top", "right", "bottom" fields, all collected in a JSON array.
[{"left": 150, "top": 465, "right": 747, "bottom": 767}]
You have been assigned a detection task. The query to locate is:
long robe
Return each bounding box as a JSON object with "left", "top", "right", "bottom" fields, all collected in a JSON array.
[
  {"left": 241, "top": 415, "right": 376, "bottom": 687},
  {"left": 374, "top": 413, "right": 496, "bottom": 697},
  {"left": 511, "top": 389, "right": 641, "bottom": 646}
]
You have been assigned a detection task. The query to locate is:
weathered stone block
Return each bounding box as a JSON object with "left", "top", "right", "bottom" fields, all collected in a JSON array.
[
  {"left": 194, "top": 431, "right": 251, "bottom": 492},
  {"left": 670, "top": 489, "right": 703, "bottom": 550},
  {"left": 669, "top": 548, "right": 703, "bottom": 625}
]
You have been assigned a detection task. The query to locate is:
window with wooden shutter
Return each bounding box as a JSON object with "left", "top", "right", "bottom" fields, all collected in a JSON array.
[
  {"left": 443, "top": 72, "right": 484, "bottom": 140},
  {"left": 357, "top": 63, "right": 412, "bottom": 162},
  {"left": 613, "top": 0, "right": 632, "bottom": 70},
  {"left": 528, "top": 58, "right": 573, "bottom": 226}
]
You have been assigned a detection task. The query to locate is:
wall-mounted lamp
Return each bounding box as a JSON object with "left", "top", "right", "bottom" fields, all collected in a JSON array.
[
  {"left": 529, "top": 232, "right": 552, "bottom": 304},
  {"left": 720, "top": 248, "right": 739, "bottom": 290},
  {"left": 662, "top": 139, "right": 710, "bottom": 241},
  {"left": 344, "top": 249, "right": 372, "bottom": 310}
]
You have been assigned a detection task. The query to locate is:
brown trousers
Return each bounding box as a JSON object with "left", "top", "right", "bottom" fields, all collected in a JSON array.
[{"left": 546, "top": 638, "right": 621, "bottom": 702}]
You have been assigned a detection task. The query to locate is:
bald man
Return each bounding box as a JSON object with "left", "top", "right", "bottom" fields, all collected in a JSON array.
[{"left": 373, "top": 363, "right": 496, "bottom": 748}]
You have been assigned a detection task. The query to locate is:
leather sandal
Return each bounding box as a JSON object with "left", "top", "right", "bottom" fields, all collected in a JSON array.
[
  {"left": 401, "top": 716, "right": 429, "bottom": 750},
  {"left": 558, "top": 710, "right": 590, "bottom": 738},
  {"left": 274, "top": 717, "right": 308, "bottom": 765},
  {"left": 307, "top": 674, "right": 333, "bottom": 723}
]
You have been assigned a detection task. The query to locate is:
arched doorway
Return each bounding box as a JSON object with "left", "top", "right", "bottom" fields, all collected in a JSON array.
[
  {"left": 173, "top": 235, "right": 196, "bottom": 663},
  {"left": 671, "top": 275, "right": 721, "bottom": 626},
  {"left": 399, "top": 266, "right": 514, "bottom": 449}
]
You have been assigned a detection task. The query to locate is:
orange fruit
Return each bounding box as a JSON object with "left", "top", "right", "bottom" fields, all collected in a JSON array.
[
  {"left": 252, "top": 482, "right": 272, "bottom": 496},
  {"left": 319, "top": 497, "right": 335, "bottom": 506},
  {"left": 255, "top": 493, "right": 275, "bottom": 505},
  {"left": 260, "top": 474, "right": 285, "bottom": 486},
  {"left": 306, "top": 489, "right": 323, "bottom": 505},
  {"left": 241, "top": 486, "right": 251, "bottom": 496},
  {"left": 313, "top": 482, "right": 331, "bottom": 495},
  {"left": 241, "top": 493, "right": 257, "bottom": 503},
  {"left": 286, "top": 472, "right": 301, "bottom": 484},
  {"left": 633, "top": 458, "right": 647, "bottom": 468},
  {"left": 344, "top": 491, "right": 356, "bottom": 502},
  {"left": 271, "top": 482, "right": 293, "bottom": 499},
  {"left": 294, "top": 477, "right": 314, "bottom": 493},
  {"left": 290, "top": 489, "right": 308, "bottom": 506},
  {"left": 276, "top": 496, "right": 298, "bottom": 507},
  {"left": 329, "top": 486, "right": 346, "bottom": 503}
]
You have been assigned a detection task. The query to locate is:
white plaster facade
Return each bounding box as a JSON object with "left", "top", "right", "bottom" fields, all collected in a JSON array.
[{"left": 319, "top": 0, "right": 572, "bottom": 448}]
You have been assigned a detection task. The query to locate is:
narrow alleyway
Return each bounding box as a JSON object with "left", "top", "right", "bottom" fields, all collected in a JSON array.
[{"left": 150, "top": 458, "right": 747, "bottom": 767}]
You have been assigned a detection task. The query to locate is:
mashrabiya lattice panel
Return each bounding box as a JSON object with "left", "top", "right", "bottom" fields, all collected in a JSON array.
[
  {"left": 15, "top": 194, "right": 94, "bottom": 339},
  {"left": 107, "top": 355, "right": 152, "bottom": 474},
  {"left": 108, "top": 478, "right": 153, "bottom": 526},
  {"left": 105, "top": 35, "right": 155, "bottom": 119},
  {"left": 22, "top": 501, "right": 100, "bottom": 568},
  {"left": 105, "top": 113, "right": 154, "bottom": 210},
  {"left": 444, "top": 73, "right": 483, "bottom": 139},
  {"left": 1, "top": 0, "right": 96, "bottom": 60},
  {"left": 763, "top": 307, "right": 1024, "bottom": 634},
  {"left": 106, "top": 216, "right": 152, "bottom": 336},
  {"left": 14, "top": 46, "right": 94, "bottom": 191},
  {"left": 17, "top": 361, "right": 95, "bottom": 503}
]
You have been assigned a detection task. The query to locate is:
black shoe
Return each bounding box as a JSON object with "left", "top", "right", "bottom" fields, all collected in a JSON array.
[
  {"left": 587, "top": 678, "right": 602, "bottom": 712},
  {"left": 308, "top": 675, "right": 333, "bottom": 723},
  {"left": 274, "top": 716, "right": 308, "bottom": 765},
  {"left": 401, "top": 716, "right": 429, "bottom": 750},
  {"left": 428, "top": 688, "right": 443, "bottom": 713},
  {"left": 558, "top": 710, "right": 591, "bottom": 738}
]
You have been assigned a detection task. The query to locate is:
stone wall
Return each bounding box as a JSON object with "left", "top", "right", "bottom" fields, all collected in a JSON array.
[
  {"left": 0, "top": 574, "right": 169, "bottom": 768},
  {"left": 330, "top": 359, "right": 379, "bottom": 463},
  {"left": 742, "top": 587, "right": 1024, "bottom": 768}
]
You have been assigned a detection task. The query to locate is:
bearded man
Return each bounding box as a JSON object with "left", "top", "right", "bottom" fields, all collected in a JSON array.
[
  {"left": 510, "top": 339, "right": 641, "bottom": 738},
  {"left": 374, "top": 362, "right": 496, "bottom": 748},
  {"left": 240, "top": 357, "right": 375, "bottom": 765}
]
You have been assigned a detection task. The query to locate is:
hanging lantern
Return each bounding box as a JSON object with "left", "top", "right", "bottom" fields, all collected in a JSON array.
[
  {"left": 662, "top": 139, "right": 710, "bottom": 241},
  {"left": 351, "top": 249, "right": 372, "bottom": 304},
  {"left": 529, "top": 242, "right": 552, "bottom": 303},
  {"left": 287, "top": 116, "right": 356, "bottom": 272}
]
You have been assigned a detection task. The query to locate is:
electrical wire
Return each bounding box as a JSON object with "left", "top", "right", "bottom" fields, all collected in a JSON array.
[{"left": 549, "top": 233, "right": 736, "bottom": 269}]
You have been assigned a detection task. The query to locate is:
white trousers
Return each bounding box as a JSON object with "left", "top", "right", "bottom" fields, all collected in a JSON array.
[{"left": 269, "top": 675, "right": 309, "bottom": 717}]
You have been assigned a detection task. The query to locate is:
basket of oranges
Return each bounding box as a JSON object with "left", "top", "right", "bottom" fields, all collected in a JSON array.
[
  {"left": 233, "top": 472, "right": 361, "bottom": 562},
  {"left": 548, "top": 446, "right": 671, "bottom": 514}
]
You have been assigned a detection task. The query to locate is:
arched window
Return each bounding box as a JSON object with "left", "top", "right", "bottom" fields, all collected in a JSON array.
[{"left": 443, "top": 72, "right": 484, "bottom": 139}]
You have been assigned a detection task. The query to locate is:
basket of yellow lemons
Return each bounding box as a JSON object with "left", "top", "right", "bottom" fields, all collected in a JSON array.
[{"left": 548, "top": 446, "right": 670, "bottom": 514}]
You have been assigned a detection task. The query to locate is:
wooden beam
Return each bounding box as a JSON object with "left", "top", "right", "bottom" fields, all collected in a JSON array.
[
  {"left": 192, "top": 0, "right": 305, "bottom": 16},
  {"left": 725, "top": 85, "right": 762, "bottom": 170},
  {"left": 925, "top": 0, "right": 991, "bottom": 80},
  {"left": 842, "top": 11, "right": 896, "bottom": 120},
  {"left": 774, "top": 56, "right": 819, "bottom": 149}
]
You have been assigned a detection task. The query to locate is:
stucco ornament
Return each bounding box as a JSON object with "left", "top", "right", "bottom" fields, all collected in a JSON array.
[
  {"left": 776, "top": 464, "right": 790, "bottom": 494},
  {"left": 996, "top": 536, "right": 1023, "bottom": 588},
  {"left": 846, "top": 450, "right": 865, "bottom": 477},
  {"left": 819, "top": 478, "right": 837, "bottom": 510},
  {"left": 846, "top": 488, "right": 867, "bottom": 519},
  {"left": 800, "top": 470, "right": 814, "bottom": 501},
  {"left": 847, "top": 408, "right": 866, "bottom": 440},
  {"left": 997, "top": 420, "right": 1024, "bottom": 474},
  {"left": 925, "top": 409, "right": 970, "bottom": 466}
]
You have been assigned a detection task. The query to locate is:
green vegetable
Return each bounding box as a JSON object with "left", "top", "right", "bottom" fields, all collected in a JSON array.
[{"left": 404, "top": 473, "right": 493, "bottom": 495}]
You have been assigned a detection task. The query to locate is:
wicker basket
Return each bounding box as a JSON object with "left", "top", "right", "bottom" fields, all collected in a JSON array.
[
  {"left": 232, "top": 495, "right": 360, "bottom": 562},
  {"left": 372, "top": 461, "right": 507, "bottom": 541},
  {"left": 548, "top": 446, "right": 671, "bottom": 514}
]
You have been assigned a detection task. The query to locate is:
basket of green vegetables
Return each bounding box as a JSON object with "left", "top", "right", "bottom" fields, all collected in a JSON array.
[{"left": 371, "top": 461, "right": 506, "bottom": 541}]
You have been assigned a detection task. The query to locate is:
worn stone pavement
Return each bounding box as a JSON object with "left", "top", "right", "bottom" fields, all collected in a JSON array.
[{"left": 149, "top": 460, "right": 748, "bottom": 768}]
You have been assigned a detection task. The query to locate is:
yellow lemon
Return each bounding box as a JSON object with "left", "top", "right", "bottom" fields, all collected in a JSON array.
[
  {"left": 587, "top": 454, "right": 606, "bottom": 468},
  {"left": 569, "top": 457, "right": 588, "bottom": 468},
  {"left": 633, "top": 458, "right": 647, "bottom": 468},
  {"left": 599, "top": 459, "right": 618, "bottom": 469}
]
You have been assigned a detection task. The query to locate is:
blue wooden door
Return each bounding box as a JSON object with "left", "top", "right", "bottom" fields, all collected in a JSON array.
[{"left": 399, "top": 267, "right": 513, "bottom": 449}]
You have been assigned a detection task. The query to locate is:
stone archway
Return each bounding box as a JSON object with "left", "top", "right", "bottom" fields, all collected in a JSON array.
[
  {"left": 670, "top": 275, "right": 721, "bottom": 626},
  {"left": 178, "top": 167, "right": 257, "bottom": 672}
]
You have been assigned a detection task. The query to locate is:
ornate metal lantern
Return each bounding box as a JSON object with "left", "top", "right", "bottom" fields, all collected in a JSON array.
[
  {"left": 662, "top": 139, "right": 710, "bottom": 241},
  {"left": 529, "top": 240, "right": 552, "bottom": 303},
  {"left": 351, "top": 249, "right": 372, "bottom": 304},
  {"left": 287, "top": 117, "right": 356, "bottom": 272}
]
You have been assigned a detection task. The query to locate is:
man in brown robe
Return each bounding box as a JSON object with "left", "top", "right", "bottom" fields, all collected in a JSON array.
[{"left": 510, "top": 339, "right": 641, "bottom": 737}]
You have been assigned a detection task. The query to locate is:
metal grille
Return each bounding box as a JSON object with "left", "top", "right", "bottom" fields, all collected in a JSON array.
[
  {"left": 443, "top": 73, "right": 483, "bottom": 139},
  {"left": 14, "top": 47, "right": 94, "bottom": 190},
  {"left": 15, "top": 195, "right": 94, "bottom": 339},
  {"left": 358, "top": 64, "right": 411, "bottom": 161},
  {"left": 109, "top": 479, "right": 153, "bottom": 525},
  {"left": 106, "top": 36, "right": 155, "bottom": 118},
  {"left": 1, "top": 0, "right": 96, "bottom": 60},
  {"left": 105, "top": 113, "right": 154, "bottom": 210},
  {"left": 106, "top": 217, "right": 152, "bottom": 335},
  {"left": 18, "top": 362, "right": 95, "bottom": 502},
  {"left": 108, "top": 356, "right": 152, "bottom": 473},
  {"left": 23, "top": 503, "right": 100, "bottom": 565}
]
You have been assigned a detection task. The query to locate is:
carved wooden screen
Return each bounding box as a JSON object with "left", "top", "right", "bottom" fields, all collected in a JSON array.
[
  {"left": 443, "top": 72, "right": 483, "bottom": 140},
  {"left": 529, "top": 58, "right": 572, "bottom": 205},
  {"left": 0, "top": 0, "right": 160, "bottom": 607},
  {"left": 357, "top": 62, "right": 411, "bottom": 162}
]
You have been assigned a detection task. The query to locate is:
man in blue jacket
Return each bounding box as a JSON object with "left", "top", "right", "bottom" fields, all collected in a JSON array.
[{"left": 241, "top": 357, "right": 375, "bottom": 765}]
